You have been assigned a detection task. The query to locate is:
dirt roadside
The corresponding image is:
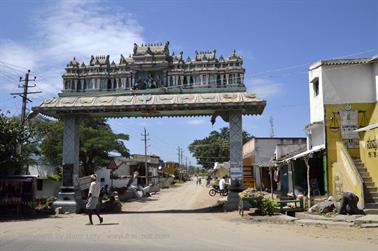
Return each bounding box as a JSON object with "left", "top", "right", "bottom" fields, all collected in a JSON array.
[{"left": 0, "top": 180, "right": 377, "bottom": 251}]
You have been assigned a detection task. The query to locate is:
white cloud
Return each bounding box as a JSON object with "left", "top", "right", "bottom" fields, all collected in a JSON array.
[
  {"left": 247, "top": 78, "right": 284, "bottom": 99},
  {"left": 186, "top": 119, "right": 207, "bottom": 126},
  {"left": 0, "top": 0, "right": 144, "bottom": 95},
  {"left": 35, "top": 0, "right": 144, "bottom": 64},
  {"left": 0, "top": 40, "right": 36, "bottom": 70}
]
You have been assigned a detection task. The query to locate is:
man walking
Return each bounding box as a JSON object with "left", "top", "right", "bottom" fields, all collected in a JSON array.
[{"left": 86, "top": 174, "right": 103, "bottom": 225}]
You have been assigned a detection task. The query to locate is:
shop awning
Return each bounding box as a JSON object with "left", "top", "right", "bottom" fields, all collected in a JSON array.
[
  {"left": 281, "top": 144, "right": 325, "bottom": 163},
  {"left": 354, "top": 123, "right": 378, "bottom": 132}
]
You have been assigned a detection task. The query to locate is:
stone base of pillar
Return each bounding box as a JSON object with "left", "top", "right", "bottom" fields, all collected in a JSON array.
[
  {"left": 223, "top": 191, "right": 241, "bottom": 211},
  {"left": 53, "top": 187, "right": 83, "bottom": 213}
]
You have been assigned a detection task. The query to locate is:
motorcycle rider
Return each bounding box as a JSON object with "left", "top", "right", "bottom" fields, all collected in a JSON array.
[{"left": 219, "top": 176, "right": 226, "bottom": 193}]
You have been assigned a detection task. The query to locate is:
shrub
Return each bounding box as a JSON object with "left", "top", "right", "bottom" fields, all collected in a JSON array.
[
  {"left": 239, "top": 188, "right": 277, "bottom": 216},
  {"left": 261, "top": 197, "right": 277, "bottom": 216}
]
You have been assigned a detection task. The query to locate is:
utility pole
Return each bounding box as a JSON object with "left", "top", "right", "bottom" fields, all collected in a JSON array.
[
  {"left": 269, "top": 116, "right": 275, "bottom": 138},
  {"left": 10, "top": 70, "right": 40, "bottom": 125},
  {"left": 177, "top": 146, "right": 182, "bottom": 165},
  {"left": 180, "top": 148, "right": 183, "bottom": 167},
  {"left": 141, "top": 128, "right": 150, "bottom": 186},
  {"left": 11, "top": 70, "right": 41, "bottom": 159}
]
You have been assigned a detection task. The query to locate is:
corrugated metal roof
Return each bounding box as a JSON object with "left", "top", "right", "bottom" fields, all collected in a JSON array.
[{"left": 310, "top": 55, "right": 378, "bottom": 70}]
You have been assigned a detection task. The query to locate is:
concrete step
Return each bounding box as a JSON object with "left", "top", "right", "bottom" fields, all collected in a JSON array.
[
  {"left": 366, "top": 186, "right": 378, "bottom": 193},
  {"left": 367, "top": 192, "right": 378, "bottom": 198},
  {"left": 365, "top": 197, "right": 378, "bottom": 204},
  {"left": 364, "top": 201, "right": 378, "bottom": 215},
  {"left": 362, "top": 177, "right": 375, "bottom": 186},
  {"left": 364, "top": 209, "right": 378, "bottom": 215},
  {"left": 359, "top": 172, "right": 370, "bottom": 179},
  {"left": 357, "top": 167, "right": 368, "bottom": 173},
  {"left": 364, "top": 181, "right": 376, "bottom": 188},
  {"left": 365, "top": 203, "right": 378, "bottom": 209},
  {"left": 352, "top": 157, "right": 362, "bottom": 162}
]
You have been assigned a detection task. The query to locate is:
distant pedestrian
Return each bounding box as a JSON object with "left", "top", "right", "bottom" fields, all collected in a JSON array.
[
  {"left": 195, "top": 174, "right": 199, "bottom": 186},
  {"left": 198, "top": 176, "right": 202, "bottom": 185},
  {"left": 206, "top": 176, "right": 211, "bottom": 187},
  {"left": 86, "top": 174, "right": 103, "bottom": 225}
]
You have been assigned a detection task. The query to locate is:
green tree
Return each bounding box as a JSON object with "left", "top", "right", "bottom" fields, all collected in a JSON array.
[
  {"left": 188, "top": 127, "right": 252, "bottom": 169},
  {"left": 0, "top": 111, "right": 35, "bottom": 175},
  {"left": 36, "top": 117, "right": 129, "bottom": 176}
]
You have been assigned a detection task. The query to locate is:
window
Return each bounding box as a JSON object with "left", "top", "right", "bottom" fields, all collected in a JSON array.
[
  {"left": 312, "top": 78, "right": 319, "bottom": 97},
  {"left": 37, "top": 179, "right": 43, "bottom": 191}
]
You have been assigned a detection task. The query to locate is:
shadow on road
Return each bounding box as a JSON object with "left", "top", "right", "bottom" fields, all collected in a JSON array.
[
  {"left": 95, "top": 223, "right": 120, "bottom": 226},
  {"left": 0, "top": 213, "right": 52, "bottom": 222},
  {"left": 119, "top": 204, "right": 224, "bottom": 214},
  {"left": 123, "top": 197, "right": 159, "bottom": 203}
]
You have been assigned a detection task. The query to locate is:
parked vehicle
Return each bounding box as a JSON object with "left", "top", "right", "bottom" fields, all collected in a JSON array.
[{"left": 208, "top": 184, "right": 229, "bottom": 196}]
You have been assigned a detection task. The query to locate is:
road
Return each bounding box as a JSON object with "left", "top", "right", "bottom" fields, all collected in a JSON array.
[{"left": 1, "top": 180, "right": 377, "bottom": 251}]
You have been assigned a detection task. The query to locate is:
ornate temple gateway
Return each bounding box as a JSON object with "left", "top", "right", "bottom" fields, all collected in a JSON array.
[
  {"left": 61, "top": 41, "right": 245, "bottom": 95},
  {"left": 32, "top": 42, "right": 266, "bottom": 212}
]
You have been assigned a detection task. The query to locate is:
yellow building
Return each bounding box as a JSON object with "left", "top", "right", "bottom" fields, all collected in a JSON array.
[{"left": 308, "top": 56, "right": 378, "bottom": 211}]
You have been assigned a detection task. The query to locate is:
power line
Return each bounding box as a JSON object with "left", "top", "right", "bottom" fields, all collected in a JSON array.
[
  {"left": 249, "top": 48, "right": 377, "bottom": 78},
  {"left": 0, "top": 60, "right": 29, "bottom": 72}
]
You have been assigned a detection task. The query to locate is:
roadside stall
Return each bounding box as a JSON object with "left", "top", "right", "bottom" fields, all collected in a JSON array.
[{"left": 0, "top": 175, "right": 36, "bottom": 216}]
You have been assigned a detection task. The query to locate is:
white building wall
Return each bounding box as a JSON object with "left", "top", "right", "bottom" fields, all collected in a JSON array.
[
  {"left": 308, "top": 61, "right": 377, "bottom": 151},
  {"left": 309, "top": 125, "right": 325, "bottom": 148},
  {"left": 113, "top": 164, "right": 130, "bottom": 177},
  {"left": 35, "top": 180, "right": 61, "bottom": 199},
  {"left": 112, "top": 178, "right": 132, "bottom": 188},
  {"left": 96, "top": 168, "right": 111, "bottom": 187},
  {"left": 96, "top": 167, "right": 136, "bottom": 188},
  {"left": 309, "top": 67, "right": 324, "bottom": 123},
  {"left": 373, "top": 63, "right": 378, "bottom": 101},
  {"left": 254, "top": 139, "right": 282, "bottom": 165},
  {"left": 322, "top": 64, "right": 376, "bottom": 104}
]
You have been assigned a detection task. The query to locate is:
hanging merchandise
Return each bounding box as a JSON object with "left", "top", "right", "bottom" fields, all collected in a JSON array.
[{"left": 273, "top": 168, "right": 280, "bottom": 183}]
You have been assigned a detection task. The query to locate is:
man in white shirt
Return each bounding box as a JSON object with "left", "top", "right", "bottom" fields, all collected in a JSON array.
[
  {"left": 86, "top": 174, "right": 103, "bottom": 225},
  {"left": 219, "top": 176, "right": 226, "bottom": 191}
]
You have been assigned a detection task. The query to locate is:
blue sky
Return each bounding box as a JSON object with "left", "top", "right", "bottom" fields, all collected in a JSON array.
[{"left": 0, "top": 0, "right": 377, "bottom": 165}]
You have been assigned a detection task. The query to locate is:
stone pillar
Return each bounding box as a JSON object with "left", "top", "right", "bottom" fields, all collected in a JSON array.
[
  {"left": 226, "top": 74, "right": 229, "bottom": 85},
  {"left": 221, "top": 74, "right": 224, "bottom": 86},
  {"left": 125, "top": 78, "right": 129, "bottom": 89},
  {"left": 63, "top": 116, "right": 80, "bottom": 180},
  {"left": 229, "top": 110, "right": 243, "bottom": 189},
  {"left": 130, "top": 74, "right": 134, "bottom": 87},
  {"left": 53, "top": 115, "right": 82, "bottom": 213},
  {"left": 224, "top": 110, "right": 243, "bottom": 211}
]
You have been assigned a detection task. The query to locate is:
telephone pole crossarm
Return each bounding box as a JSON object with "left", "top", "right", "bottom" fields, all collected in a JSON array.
[{"left": 10, "top": 69, "right": 41, "bottom": 125}]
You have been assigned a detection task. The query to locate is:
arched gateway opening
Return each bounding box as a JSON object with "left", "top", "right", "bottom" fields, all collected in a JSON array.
[{"left": 32, "top": 42, "right": 266, "bottom": 212}]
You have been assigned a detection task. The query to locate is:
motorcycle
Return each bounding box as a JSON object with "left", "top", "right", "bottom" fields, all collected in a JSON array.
[{"left": 208, "top": 184, "right": 229, "bottom": 197}]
